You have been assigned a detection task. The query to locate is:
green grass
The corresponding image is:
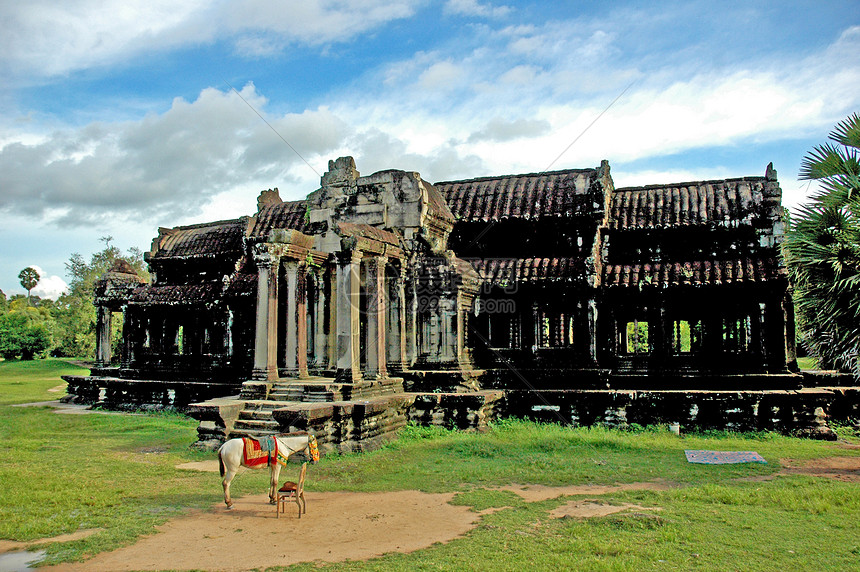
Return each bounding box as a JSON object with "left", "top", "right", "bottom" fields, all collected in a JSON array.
[
  {"left": 0, "top": 358, "right": 88, "bottom": 405},
  {"left": 1, "top": 360, "right": 859, "bottom": 570},
  {"left": 797, "top": 356, "right": 818, "bottom": 370}
]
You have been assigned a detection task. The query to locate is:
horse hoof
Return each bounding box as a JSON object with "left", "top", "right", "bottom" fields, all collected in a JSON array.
[{"left": 226, "top": 504, "right": 233, "bottom": 510}]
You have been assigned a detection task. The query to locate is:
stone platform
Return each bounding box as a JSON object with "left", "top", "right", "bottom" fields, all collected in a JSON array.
[{"left": 62, "top": 371, "right": 860, "bottom": 451}]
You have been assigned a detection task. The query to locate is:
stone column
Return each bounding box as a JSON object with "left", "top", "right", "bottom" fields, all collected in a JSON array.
[
  {"left": 296, "top": 264, "right": 309, "bottom": 378},
  {"left": 313, "top": 271, "right": 327, "bottom": 370},
  {"left": 406, "top": 273, "right": 419, "bottom": 366},
  {"left": 95, "top": 305, "right": 112, "bottom": 368},
  {"left": 387, "top": 266, "right": 408, "bottom": 371},
  {"left": 455, "top": 292, "right": 469, "bottom": 368},
  {"left": 336, "top": 251, "right": 363, "bottom": 382},
  {"left": 364, "top": 256, "right": 388, "bottom": 379},
  {"left": 283, "top": 261, "right": 299, "bottom": 377},
  {"left": 588, "top": 299, "right": 599, "bottom": 365},
  {"left": 252, "top": 251, "right": 279, "bottom": 380},
  {"left": 374, "top": 257, "right": 388, "bottom": 378},
  {"left": 327, "top": 265, "right": 338, "bottom": 371},
  {"left": 121, "top": 306, "right": 133, "bottom": 368},
  {"left": 783, "top": 292, "right": 798, "bottom": 372},
  {"left": 440, "top": 297, "right": 456, "bottom": 362}
]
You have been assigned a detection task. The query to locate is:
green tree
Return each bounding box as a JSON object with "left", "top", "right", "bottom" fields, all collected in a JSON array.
[
  {"left": 18, "top": 267, "right": 40, "bottom": 305},
  {"left": 785, "top": 113, "right": 860, "bottom": 378},
  {"left": 52, "top": 237, "right": 148, "bottom": 358},
  {"left": 0, "top": 300, "right": 54, "bottom": 360}
]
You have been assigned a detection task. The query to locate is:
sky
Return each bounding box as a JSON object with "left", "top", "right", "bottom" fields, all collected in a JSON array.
[{"left": 1, "top": 0, "right": 859, "bottom": 299}]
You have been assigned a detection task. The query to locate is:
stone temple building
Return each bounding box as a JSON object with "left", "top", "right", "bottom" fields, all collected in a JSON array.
[{"left": 67, "top": 156, "right": 846, "bottom": 448}]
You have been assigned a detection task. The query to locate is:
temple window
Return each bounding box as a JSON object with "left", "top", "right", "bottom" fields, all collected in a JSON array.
[
  {"left": 487, "top": 313, "right": 520, "bottom": 349},
  {"left": 671, "top": 319, "right": 703, "bottom": 354},
  {"left": 622, "top": 319, "right": 649, "bottom": 354},
  {"left": 722, "top": 315, "right": 753, "bottom": 353},
  {"left": 536, "top": 311, "right": 574, "bottom": 348}
]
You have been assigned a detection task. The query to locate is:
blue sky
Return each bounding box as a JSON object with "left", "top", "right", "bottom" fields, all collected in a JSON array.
[{"left": 1, "top": 0, "right": 859, "bottom": 299}]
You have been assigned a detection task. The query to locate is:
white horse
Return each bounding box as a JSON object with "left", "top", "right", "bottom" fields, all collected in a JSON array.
[{"left": 218, "top": 432, "right": 318, "bottom": 508}]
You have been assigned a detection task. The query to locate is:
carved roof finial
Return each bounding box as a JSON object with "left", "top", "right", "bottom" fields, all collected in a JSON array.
[
  {"left": 257, "top": 188, "right": 283, "bottom": 212},
  {"left": 321, "top": 156, "right": 359, "bottom": 189}
]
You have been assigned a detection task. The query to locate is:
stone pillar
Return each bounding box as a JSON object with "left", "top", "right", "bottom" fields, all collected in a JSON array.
[
  {"left": 336, "top": 251, "right": 363, "bottom": 382},
  {"left": 121, "top": 306, "right": 133, "bottom": 368},
  {"left": 388, "top": 266, "right": 408, "bottom": 371},
  {"left": 365, "top": 256, "right": 388, "bottom": 379},
  {"left": 406, "top": 273, "right": 419, "bottom": 366},
  {"left": 283, "top": 261, "right": 299, "bottom": 376},
  {"left": 456, "top": 292, "right": 469, "bottom": 368},
  {"left": 252, "top": 251, "right": 280, "bottom": 380},
  {"left": 588, "top": 299, "right": 599, "bottom": 365},
  {"left": 297, "top": 265, "right": 309, "bottom": 378},
  {"left": 313, "top": 271, "right": 327, "bottom": 369},
  {"left": 440, "top": 298, "right": 456, "bottom": 362},
  {"left": 95, "top": 305, "right": 112, "bottom": 368},
  {"left": 327, "top": 265, "right": 338, "bottom": 371},
  {"left": 783, "top": 292, "right": 798, "bottom": 372}
]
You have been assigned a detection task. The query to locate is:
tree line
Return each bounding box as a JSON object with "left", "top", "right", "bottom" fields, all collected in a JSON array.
[{"left": 0, "top": 238, "right": 148, "bottom": 361}]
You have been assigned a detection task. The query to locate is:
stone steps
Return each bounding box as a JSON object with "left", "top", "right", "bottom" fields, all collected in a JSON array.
[
  {"left": 232, "top": 416, "right": 281, "bottom": 436},
  {"left": 226, "top": 377, "right": 406, "bottom": 439}
]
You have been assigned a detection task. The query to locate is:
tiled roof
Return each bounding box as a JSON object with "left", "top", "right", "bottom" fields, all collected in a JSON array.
[
  {"left": 469, "top": 257, "right": 588, "bottom": 285},
  {"left": 251, "top": 200, "right": 309, "bottom": 238},
  {"left": 424, "top": 183, "right": 456, "bottom": 224},
  {"left": 610, "top": 178, "right": 769, "bottom": 230},
  {"left": 436, "top": 168, "right": 601, "bottom": 222},
  {"left": 601, "top": 257, "right": 784, "bottom": 288},
  {"left": 130, "top": 283, "right": 222, "bottom": 304},
  {"left": 154, "top": 218, "right": 247, "bottom": 259},
  {"left": 224, "top": 273, "right": 256, "bottom": 298}
]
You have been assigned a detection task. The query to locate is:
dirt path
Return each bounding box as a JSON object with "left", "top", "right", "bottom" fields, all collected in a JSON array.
[
  {"left": 43, "top": 470, "right": 672, "bottom": 572},
  {"left": 48, "top": 490, "right": 480, "bottom": 572}
]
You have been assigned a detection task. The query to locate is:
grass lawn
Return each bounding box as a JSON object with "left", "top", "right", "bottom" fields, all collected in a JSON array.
[{"left": 1, "top": 359, "right": 859, "bottom": 570}]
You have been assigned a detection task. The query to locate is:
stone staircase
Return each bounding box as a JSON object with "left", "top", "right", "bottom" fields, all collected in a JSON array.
[{"left": 229, "top": 377, "right": 404, "bottom": 439}]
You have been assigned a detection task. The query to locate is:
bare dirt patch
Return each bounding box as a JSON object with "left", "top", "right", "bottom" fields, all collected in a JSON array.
[
  {"left": 0, "top": 529, "right": 101, "bottom": 554},
  {"left": 47, "top": 491, "right": 479, "bottom": 572},
  {"left": 40, "top": 468, "right": 670, "bottom": 571},
  {"left": 779, "top": 456, "right": 860, "bottom": 483},
  {"left": 497, "top": 479, "right": 674, "bottom": 502},
  {"left": 550, "top": 501, "right": 661, "bottom": 519}
]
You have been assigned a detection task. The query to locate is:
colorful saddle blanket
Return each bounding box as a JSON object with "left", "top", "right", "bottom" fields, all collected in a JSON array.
[{"left": 242, "top": 436, "right": 280, "bottom": 467}]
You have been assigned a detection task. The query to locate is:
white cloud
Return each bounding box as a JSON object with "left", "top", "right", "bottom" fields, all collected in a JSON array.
[
  {"left": 0, "top": 0, "right": 208, "bottom": 79},
  {"left": 444, "top": 0, "right": 513, "bottom": 19},
  {"left": 328, "top": 17, "right": 859, "bottom": 184},
  {"left": 0, "top": 0, "right": 426, "bottom": 80},
  {"left": 27, "top": 265, "right": 68, "bottom": 300},
  {"left": 0, "top": 84, "right": 347, "bottom": 225},
  {"left": 417, "top": 61, "right": 468, "bottom": 90}
]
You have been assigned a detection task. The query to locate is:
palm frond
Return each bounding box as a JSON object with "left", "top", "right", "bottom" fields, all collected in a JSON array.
[{"left": 828, "top": 112, "right": 860, "bottom": 149}]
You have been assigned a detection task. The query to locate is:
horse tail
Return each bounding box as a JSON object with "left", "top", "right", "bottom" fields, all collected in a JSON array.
[{"left": 218, "top": 448, "right": 225, "bottom": 478}]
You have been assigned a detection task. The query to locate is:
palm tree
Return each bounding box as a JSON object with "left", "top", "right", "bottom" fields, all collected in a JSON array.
[
  {"left": 18, "top": 267, "right": 40, "bottom": 305},
  {"left": 785, "top": 113, "right": 860, "bottom": 379}
]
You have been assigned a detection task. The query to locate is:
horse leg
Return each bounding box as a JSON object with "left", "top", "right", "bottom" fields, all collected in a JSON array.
[
  {"left": 269, "top": 463, "right": 282, "bottom": 504},
  {"left": 222, "top": 467, "right": 237, "bottom": 509}
]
